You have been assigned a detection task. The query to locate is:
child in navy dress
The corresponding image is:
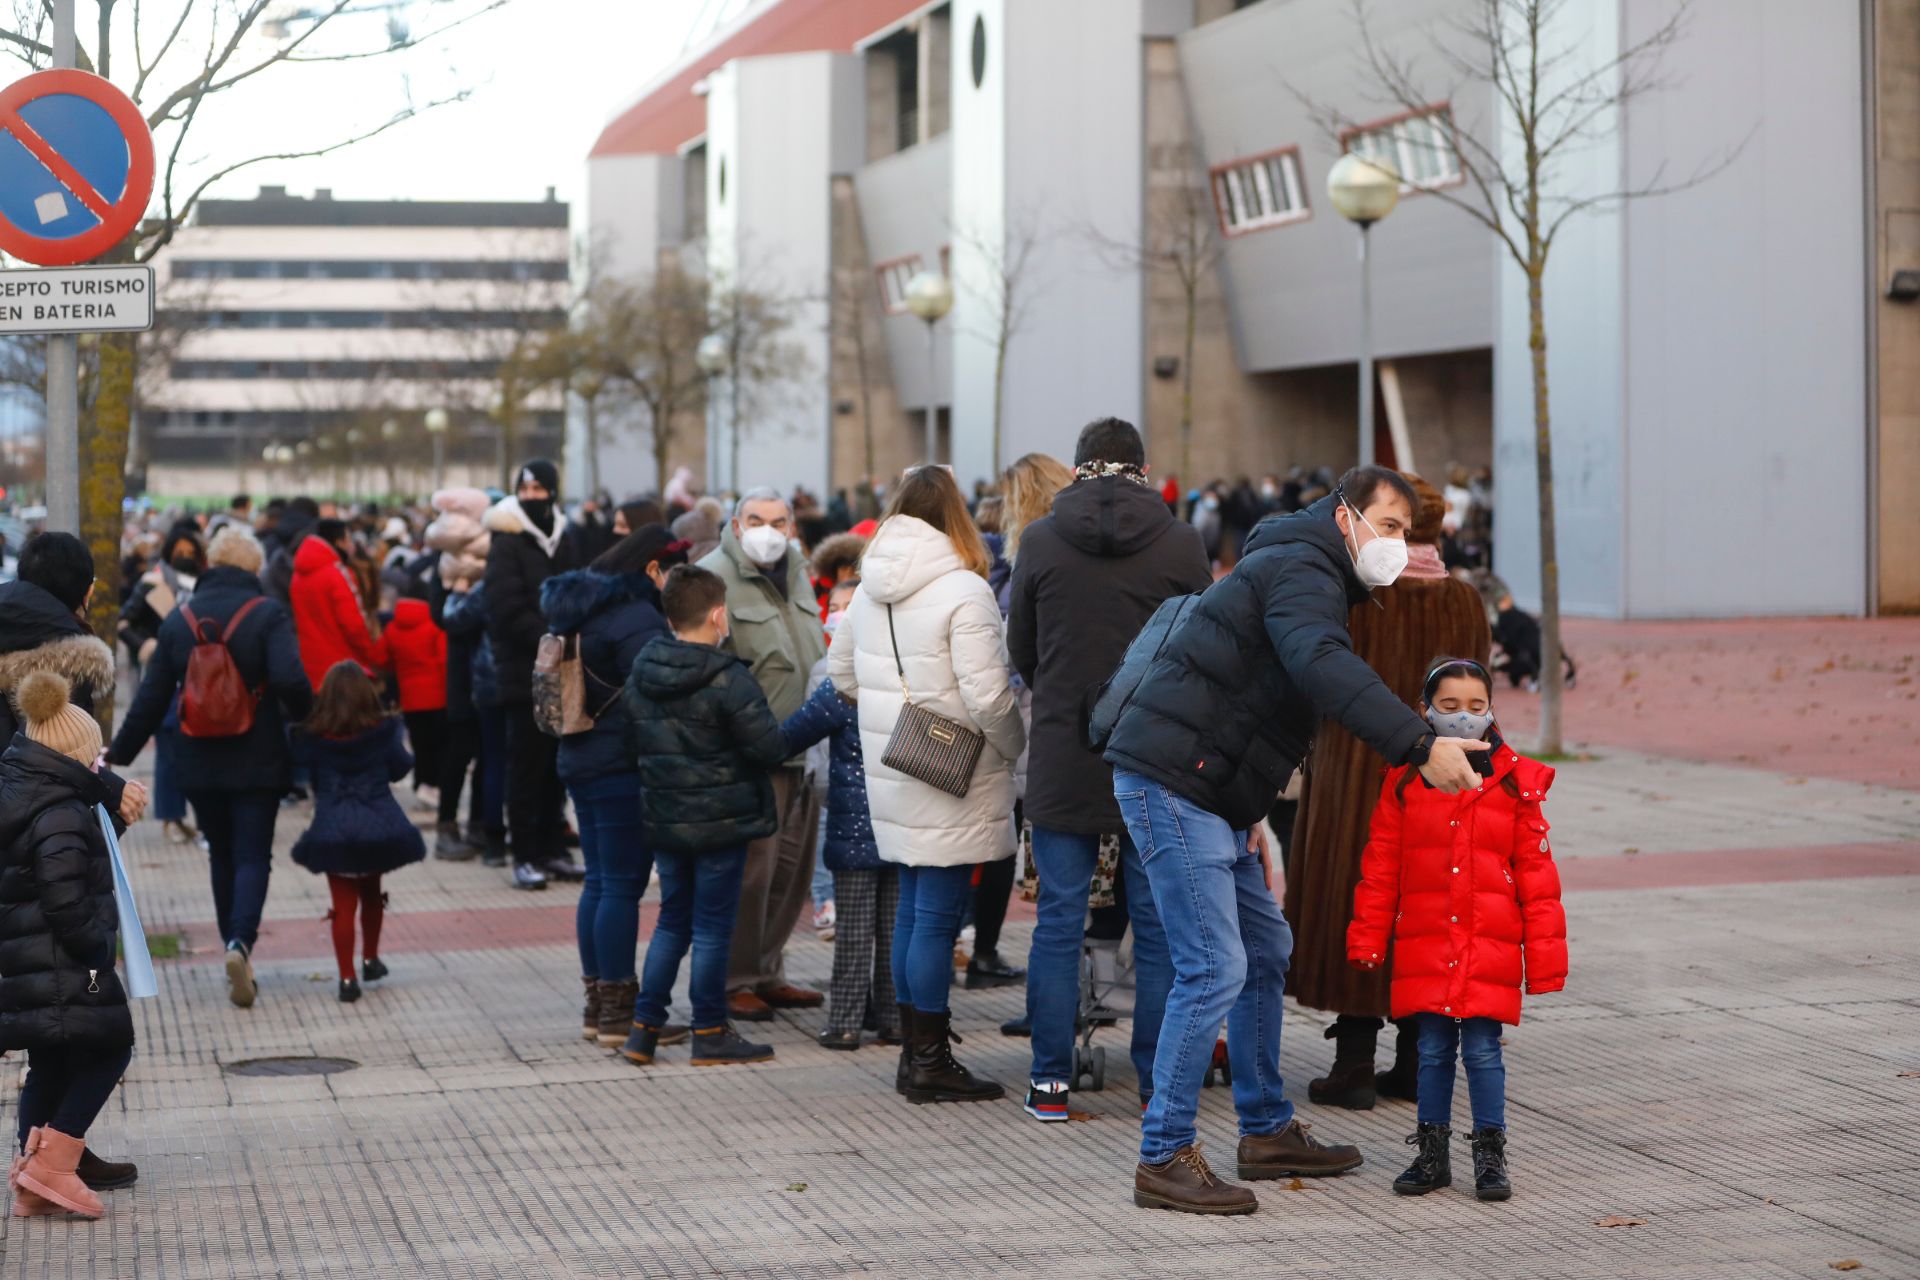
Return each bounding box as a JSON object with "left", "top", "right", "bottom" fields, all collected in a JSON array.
[{"left": 291, "top": 661, "right": 427, "bottom": 1002}]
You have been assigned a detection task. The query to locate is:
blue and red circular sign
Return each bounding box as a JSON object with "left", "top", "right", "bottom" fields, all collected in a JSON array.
[{"left": 0, "top": 69, "right": 154, "bottom": 266}]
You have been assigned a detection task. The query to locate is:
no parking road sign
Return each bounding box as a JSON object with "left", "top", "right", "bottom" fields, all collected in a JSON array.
[{"left": 0, "top": 68, "right": 154, "bottom": 266}]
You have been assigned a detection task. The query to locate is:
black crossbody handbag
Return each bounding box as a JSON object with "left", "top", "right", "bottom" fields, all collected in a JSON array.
[{"left": 879, "top": 603, "right": 985, "bottom": 798}]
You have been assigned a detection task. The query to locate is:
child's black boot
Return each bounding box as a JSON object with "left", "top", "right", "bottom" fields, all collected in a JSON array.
[
  {"left": 1470, "top": 1128, "right": 1511, "bottom": 1201},
  {"left": 1391, "top": 1123, "right": 1451, "bottom": 1195},
  {"left": 1307, "top": 1019, "right": 1378, "bottom": 1110}
]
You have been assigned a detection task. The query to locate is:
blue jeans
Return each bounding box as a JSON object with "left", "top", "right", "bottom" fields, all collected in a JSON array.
[
  {"left": 810, "top": 813, "right": 834, "bottom": 907},
  {"left": 1026, "top": 826, "right": 1172, "bottom": 1097},
  {"left": 634, "top": 847, "right": 748, "bottom": 1031},
  {"left": 1415, "top": 1013, "right": 1507, "bottom": 1131},
  {"left": 17, "top": 1044, "right": 133, "bottom": 1147},
  {"left": 152, "top": 727, "right": 186, "bottom": 822},
  {"left": 475, "top": 705, "right": 508, "bottom": 832},
  {"left": 891, "top": 862, "right": 976, "bottom": 1014},
  {"left": 184, "top": 789, "right": 279, "bottom": 950},
  {"left": 1112, "top": 769, "right": 1293, "bottom": 1164},
  {"left": 568, "top": 772, "right": 651, "bottom": 982}
]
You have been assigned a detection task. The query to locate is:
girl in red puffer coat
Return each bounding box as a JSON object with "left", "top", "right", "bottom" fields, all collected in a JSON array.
[
  {"left": 1348, "top": 658, "right": 1566, "bottom": 1204},
  {"left": 372, "top": 588, "right": 448, "bottom": 804}
]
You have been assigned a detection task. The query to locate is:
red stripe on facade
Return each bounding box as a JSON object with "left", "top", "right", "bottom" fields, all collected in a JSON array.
[{"left": 591, "top": 0, "right": 928, "bottom": 157}]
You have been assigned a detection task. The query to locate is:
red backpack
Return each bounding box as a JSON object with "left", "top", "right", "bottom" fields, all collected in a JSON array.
[{"left": 177, "top": 599, "right": 267, "bottom": 738}]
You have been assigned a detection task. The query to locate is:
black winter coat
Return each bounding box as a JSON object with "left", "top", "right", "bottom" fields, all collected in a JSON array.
[
  {"left": 261, "top": 508, "right": 315, "bottom": 605},
  {"left": 0, "top": 581, "right": 118, "bottom": 766},
  {"left": 540, "top": 569, "right": 668, "bottom": 784},
  {"left": 482, "top": 501, "right": 583, "bottom": 705},
  {"left": 1104, "top": 496, "right": 1431, "bottom": 830},
  {"left": 289, "top": 719, "right": 427, "bottom": 876},
  {"left": 622, "top": 638, "right": 788, "bottom": 855},
  {"left": 0, "top": 739, "right": 134, "bottom": 1052},
  {"left": 1008, "top": 476, "right": 1211, "bottom": 834},
  {"left": 778, "top": 676, "right": 877, "bottom": 871},
  {"left": 108, "top": 566, "right": 314, "bottom": 793}
]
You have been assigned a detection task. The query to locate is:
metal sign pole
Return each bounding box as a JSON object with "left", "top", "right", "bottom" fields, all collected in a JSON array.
[{"left": 43, "top": 0, "right": 81, "bottom": 534}]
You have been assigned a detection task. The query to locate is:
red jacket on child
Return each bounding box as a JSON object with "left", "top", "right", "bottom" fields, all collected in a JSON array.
[
  {"left": 1347, "top": 741, "right": 1567, "bottom": 1024},
  {"left": 373, "top": 598, "right": 447, "bottom": 713},
  {"left": 290, "top": 536, "right": 381, "bottom": 692}
]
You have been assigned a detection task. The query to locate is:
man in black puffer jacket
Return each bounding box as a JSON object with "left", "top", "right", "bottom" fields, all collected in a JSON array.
[
  {"left": 619, "top": 566, "right": 789, "bottom": 1068},
  {"left": 1006, "top": 417, "right": 1209, "bottom": 1123},
  {"left": 1107, "top": 466, "right": 1492, "bottom": 1216}
]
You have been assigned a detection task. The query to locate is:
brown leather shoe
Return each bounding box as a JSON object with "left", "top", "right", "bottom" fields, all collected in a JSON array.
[
  {"left": 1236, "top": 1118, "right": 1365, "bottom": 1180},
  {"left": 1134, "top": 1144, "right": 1257, "bottom": 1215},
  {"left": 758, "top": 983, "right": 824, "bottom": 1009},
  {"left": 728, "top": 991, "right": 775, "bottom": 1022}
]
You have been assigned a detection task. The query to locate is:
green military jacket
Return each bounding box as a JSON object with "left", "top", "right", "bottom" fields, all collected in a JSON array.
[{"left": 698, "top": 525, "right": 827, "bottom": 742}]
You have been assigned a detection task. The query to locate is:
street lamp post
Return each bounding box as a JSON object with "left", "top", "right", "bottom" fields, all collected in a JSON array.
[
  {"left": 572, "top": 369, "right": 605, "bottom": 501},
  {"left": 344, "top": 427, "right": 365, "bottom": 502},
  {"left": 696, "top": 332, "right": 730, "bottom": 492},
  {"left": 424, "top": 408, "right": 450, "bottom": 494},
  {"left": 1327, "top": 153, "right": 1402, "bottom": 469},
  {"left": 904, "top": 271, "right": 955, "bottom": 465}
]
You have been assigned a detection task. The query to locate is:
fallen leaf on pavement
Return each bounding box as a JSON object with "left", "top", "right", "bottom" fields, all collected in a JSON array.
[
  {"left": 1285, "top": 1178, "right": 1304, "bottom": 1191},
  {"left": 1896, "top": 1071, "right": 1920, "bottom": 1079},
  {"left": 785, "top": 1182, "right": 808, "bottom": 1193},
  {"left": 305, "top": 972, "right": 330, "bottom": 982},
  {"left": 1067, "top": 1110, "right": 1099, "bottom": 1122},
  {"left": 1594, "top": 1215, "right": 1646, "bottom": 1228},
  {"left": 1829, "top": 1261, "right": 1862, "bottom": 1271}
]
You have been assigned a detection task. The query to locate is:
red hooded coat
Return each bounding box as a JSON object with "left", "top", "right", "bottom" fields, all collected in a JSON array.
[
  {"left": 290, "top": 536, "right": 380, "bottom": 692},
  {"left": 373, "top": 597, "right": 447, "bottom": 712},
  {"left": 1347, "top": 743, "right": 1567, "bottom": 1024}
]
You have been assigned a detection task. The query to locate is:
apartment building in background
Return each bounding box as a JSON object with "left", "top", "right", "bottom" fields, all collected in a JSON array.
[
  {"left": 142, "top": 187, "right": 570, "bottom": 499},
  {"left": 587, "top": 0, "right": 1917, "bottom": 617}
]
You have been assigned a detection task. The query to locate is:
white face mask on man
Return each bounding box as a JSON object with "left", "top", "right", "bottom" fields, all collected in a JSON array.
[
  {"left": 1343, "top": 498, "right": 1408, "bottom": 589},
  {"left": 738, "top": 524, "right": 789, "bottom": 567}
]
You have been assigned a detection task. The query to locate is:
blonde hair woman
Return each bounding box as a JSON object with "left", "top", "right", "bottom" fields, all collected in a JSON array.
[
  {"left": 828, "top": 465, "right": 1024, "bottom": 1105},
  {"left": 999, "top": 452, "right": 1075, "bottom": 564}
]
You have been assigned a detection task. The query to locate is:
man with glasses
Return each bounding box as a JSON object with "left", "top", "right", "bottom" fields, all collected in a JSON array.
[{"left": 699, "top": 488, "right": 829, "bottom": 1020}]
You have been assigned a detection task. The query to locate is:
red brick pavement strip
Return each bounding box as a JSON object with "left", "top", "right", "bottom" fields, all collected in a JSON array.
[
  {"left": 1490, "top": 616, "right": 1920, "bottom": 790},
  {"left": 168, "top": 841, "right": 1916, "bottom": 963}
]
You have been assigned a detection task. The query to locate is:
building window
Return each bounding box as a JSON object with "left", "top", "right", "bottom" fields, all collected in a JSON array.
[
  {"left": 1342, "top": 105, "right": 1462, "bottom": 191},
  {"left": 875, "top": 254, "right": 924, "bottom": 315},
  {"left": 1210, "top": 147, "right": 1309, "bottom": 235}
]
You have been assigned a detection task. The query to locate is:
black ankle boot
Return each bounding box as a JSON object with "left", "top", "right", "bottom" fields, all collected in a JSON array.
[
  {"left": 894, "top": 1003, "right": 915, "bottom": 1095},
  {"left": 1308, "top": 1019, "right": 1380, "bottom": 1110},
  {"left": 905, "top": 1009, "right": 1004, "bottom": 1104},
  {"left": 1470, "top": 1128, "right": 1511, "bottom": 1201},
  {"left": 1392, "top": 1123, "right": 1452, "bottom": 1195},
  {"left": 1375, "top": 1018, "right": 1421, "bottom": 1102}
]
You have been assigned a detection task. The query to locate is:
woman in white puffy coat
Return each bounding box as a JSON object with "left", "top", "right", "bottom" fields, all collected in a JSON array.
[{"left": 829, "top": 466, "right": 1024, "bottom": 1104}]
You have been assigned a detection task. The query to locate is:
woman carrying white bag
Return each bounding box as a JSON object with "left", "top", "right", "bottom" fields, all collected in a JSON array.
[{"left": 0, "top": 671, "right": 143, "bottom": 1219}]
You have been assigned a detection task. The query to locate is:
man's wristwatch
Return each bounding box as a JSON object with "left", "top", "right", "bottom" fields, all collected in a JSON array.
[{"left": 1406, "top": 732, "right": 1437, "bottom": 768}]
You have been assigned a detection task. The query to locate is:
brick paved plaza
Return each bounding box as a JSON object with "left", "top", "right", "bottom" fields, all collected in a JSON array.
[{"left": 2, "top": 619, "right": 1917, "bottom": 1279}]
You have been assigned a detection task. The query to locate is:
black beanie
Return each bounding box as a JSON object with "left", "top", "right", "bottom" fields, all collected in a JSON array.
[{"left": 517, "top": 458, "right": 561, "bottom": 497}]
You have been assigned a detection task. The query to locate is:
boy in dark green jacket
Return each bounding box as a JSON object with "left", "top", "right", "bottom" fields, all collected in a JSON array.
[{"left": 620, "top": 566, "right": 789, "bottom": 1066}]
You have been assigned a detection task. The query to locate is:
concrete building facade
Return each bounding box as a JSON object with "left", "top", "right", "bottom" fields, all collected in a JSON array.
[
  {"left": 586, "top": 0, "right": 1919, "bottom": 617},
  {"left": 145, "top": 187, "right": 570, "bottom": 500}
]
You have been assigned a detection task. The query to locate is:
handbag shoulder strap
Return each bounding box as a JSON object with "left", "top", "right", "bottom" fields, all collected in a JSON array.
[{"left": 885, "top": 603, "right": 910, "bottom": 703}]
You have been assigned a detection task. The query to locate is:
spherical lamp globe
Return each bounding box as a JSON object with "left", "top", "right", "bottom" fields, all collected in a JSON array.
[{"left": 1327, "top": 152, "right": 1403, "bottom": 226}]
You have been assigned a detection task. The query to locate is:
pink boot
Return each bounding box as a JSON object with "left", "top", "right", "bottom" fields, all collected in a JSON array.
[
  {"left": 16, "top": 1127, "right": 102, "bottom": 1218},
  {"left": 10, "top": 1128, "right": 62, "bottom": 1217}
]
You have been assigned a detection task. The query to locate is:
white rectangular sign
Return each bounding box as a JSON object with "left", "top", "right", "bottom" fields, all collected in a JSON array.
[{"left": 0, "top": 264, "right": 156, "bottom": 335}]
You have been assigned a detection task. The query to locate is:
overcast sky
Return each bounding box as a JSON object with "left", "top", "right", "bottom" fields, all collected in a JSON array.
[{"left": 133, "top": 0, "right": 711, "bottom": 214}]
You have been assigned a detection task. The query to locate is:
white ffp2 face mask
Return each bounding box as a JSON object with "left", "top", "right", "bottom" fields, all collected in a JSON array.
[
  {"left": 1345, "top": 501, "right": 1408, "bottom": 588},
  {"left": 739, "top": 524, "right": 788, "bottom": 567},
  {"left": 1426, "top": 707, "right": 1495, "bottom": 740}
]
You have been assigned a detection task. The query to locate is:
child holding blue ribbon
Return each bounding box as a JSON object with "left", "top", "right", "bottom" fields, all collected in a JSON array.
[{"left": 0, "top": 671, "right": 138, "bottom": 1219}]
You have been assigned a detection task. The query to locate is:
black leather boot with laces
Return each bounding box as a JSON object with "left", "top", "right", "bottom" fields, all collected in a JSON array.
[
  {"left": 1392, "top": 1123, "right": 1452, "bottom": 1195},
  {"left": 1470, "top": 1127, "right": 1511, "bottom": 1201},
  {"left": 904, "top": 1009, "right": 1003, "bottom": 1103}
]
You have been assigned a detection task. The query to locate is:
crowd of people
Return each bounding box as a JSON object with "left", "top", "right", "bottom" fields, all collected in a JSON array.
[{"left": 0, "top": 420, "right": 1568, "bottom": 1221}]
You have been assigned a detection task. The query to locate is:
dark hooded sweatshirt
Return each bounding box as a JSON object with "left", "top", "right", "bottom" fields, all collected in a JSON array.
[
  {"left": 1006, "top": 475, "right": 1211, "bottom": 834},
  {"left": 1102, "top": 495, "right": 1431, "bottom": 831}
]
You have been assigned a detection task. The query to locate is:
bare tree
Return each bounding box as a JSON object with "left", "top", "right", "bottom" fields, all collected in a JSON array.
[
  {"left": 1086, "top": 140, "right": 1222, "bottom": 503},
  {"left": 578, "top": 263, "right": 712, "bottom": 493},
  {"left": 707, "top": 271, "right": 810, "bottom": 490},
  {"left": 2, "top": 0, "right": 503, "bottom": 645},
  {"left": 1300, "top": 0, "right": 1743, "bottom": 753},
  {"left": 952, "top": 211, "right": 1047, "bottom": 474}
]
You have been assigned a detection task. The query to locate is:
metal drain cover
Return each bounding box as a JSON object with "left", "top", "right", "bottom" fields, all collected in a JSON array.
[{"left": 225, "top": 1056, "right": 359, "bottom": 1078}]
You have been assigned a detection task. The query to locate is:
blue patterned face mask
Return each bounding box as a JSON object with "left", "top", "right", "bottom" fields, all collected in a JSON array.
[{"left": 1426, "top": 707, "right": 1494, "bottom": 740}]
